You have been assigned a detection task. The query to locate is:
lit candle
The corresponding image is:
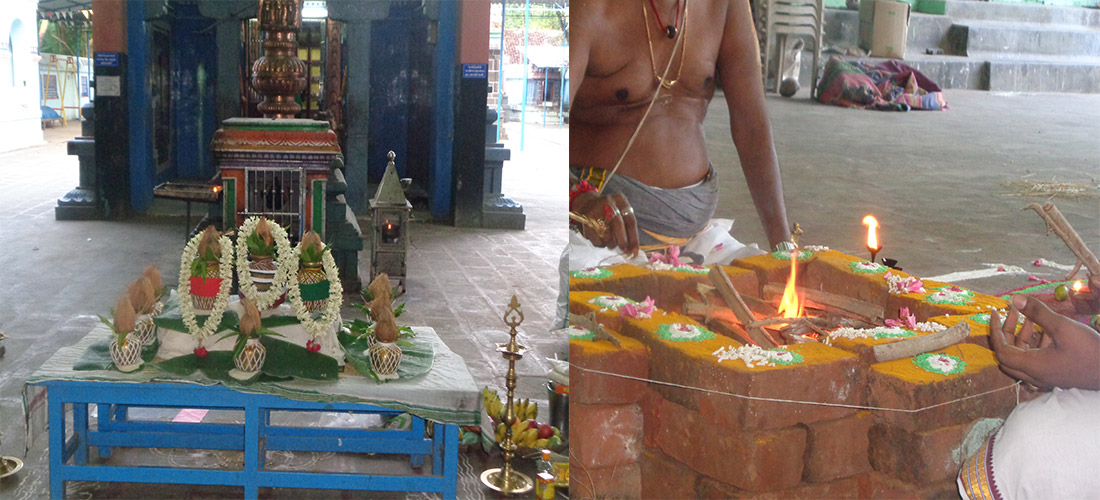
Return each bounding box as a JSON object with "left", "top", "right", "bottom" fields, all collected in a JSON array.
[{"left": 862, "top": 215, "right": 881, "bottom": 263}]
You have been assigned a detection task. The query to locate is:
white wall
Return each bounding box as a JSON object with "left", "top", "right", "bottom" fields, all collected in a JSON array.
[
  {"left": 39, "top": 53, "right": 92, "bottom": 121},
  {"left": 0, "top": 0, "right": 45, "bottom": 153}
]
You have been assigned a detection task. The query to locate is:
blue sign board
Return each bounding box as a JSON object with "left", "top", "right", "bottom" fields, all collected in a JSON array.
[
  {"left": 95, "top": 52, "right": 120, "bottom": 67},
  {"left": 462, "top": 64, "right": 487, "bottom": 79}
]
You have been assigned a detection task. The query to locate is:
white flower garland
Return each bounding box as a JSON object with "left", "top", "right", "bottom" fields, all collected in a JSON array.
[
  {"left": 286, "top": 244, "right": 343, "bottom": 339},
  {"left": 235, "top": 217, "right": 295, "bottom": 310},
  {"left": 177, "top": 233, "right": 235, "bottom": 341}
]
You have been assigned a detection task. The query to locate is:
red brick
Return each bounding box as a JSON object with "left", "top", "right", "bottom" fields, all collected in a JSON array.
[
  {"left": 569, "top": 264, "right": 661, "bottom": 305},
  {"left": 728, "top": 253, "right": 812, "bottom": 297},
  {"left": 803, "top": 411, "right": 874, "bottom": 483},
  {"left": 802, "top": 251, "right": 891, "bottom": 312},
  {"left": 868, "top": 418, "right": 1001, "bottom": 484},
  {"left": 572, "top": 462, "right": 642, "bottom": 499},
  {"left": 571, "top": 332, "right": 649, "bottom": 405},
  {"left": 696, "top": 476, "right": 861, "bottom": 499},
  {"left": 654, "top": 397, "right": 806, "bottom": 491},
  {"left": 885, "top": 280, "right": 1008, "bottom": 323},
  {"left": 640, "top": 448, "right": 700, "bottom": 500},
  {"left": 571, "top": 403, "right": 644, "bottom": 469},
  {"left": 854, "top": 471, "right": 959, "bottom": 500},
  {"left": 649, "top": 266, "right": 758, "bottom": 314},
  {"left": 868, "top": 343, "right": 1017, "bottom": 431},
  {"left": 639, "top": 388, "right": 664, "bottom": 448},
  {"left": 685, "top": 342, "right": 864, "bottom": 430}
]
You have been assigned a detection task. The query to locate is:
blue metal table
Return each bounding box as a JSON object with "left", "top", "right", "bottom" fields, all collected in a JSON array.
[{"left": 26, "top": 326, "right": 480, "bottom": 499}]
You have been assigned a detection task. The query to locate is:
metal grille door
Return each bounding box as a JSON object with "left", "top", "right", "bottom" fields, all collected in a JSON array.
[{"left": 242, "top": 168, "right": 303, "bottom": 237}]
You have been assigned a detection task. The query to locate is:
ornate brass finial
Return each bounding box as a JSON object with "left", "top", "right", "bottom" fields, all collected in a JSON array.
[
  {"left": 481, "top": 294, "right": 533, "bottom": 494},
  {"left": 252, "top": 0, "right": 307, "bottom": 118}
]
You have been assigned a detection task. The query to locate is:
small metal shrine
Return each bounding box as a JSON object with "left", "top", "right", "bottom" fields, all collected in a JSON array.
[
  {"left": 369, "top": 151, "right": 411, "bottom": 291},
  {"left": 213, "top": 0, "right": 340, "bottom": 239},
  {"left": 480, "top": 295, "right": 534, "bottom": 495}
]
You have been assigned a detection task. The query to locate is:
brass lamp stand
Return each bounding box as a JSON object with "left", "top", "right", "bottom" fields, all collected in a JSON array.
[{"left": 480, "top": 295, "right": 534, "bottom": 494}]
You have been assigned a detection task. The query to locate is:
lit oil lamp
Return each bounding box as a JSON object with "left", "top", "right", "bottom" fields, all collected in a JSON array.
[{"left": 862, "top": 215, "right": 881, "bottom": 264}]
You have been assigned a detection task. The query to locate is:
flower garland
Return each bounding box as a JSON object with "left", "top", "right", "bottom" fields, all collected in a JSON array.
[
  {"left": 286, "top": 244, "right": 343, "bottom": 339},
  {"left": 235, "top": 217, "right": 295, "bottom": 310},
  {"left": 177, "top": 233, "right": 235, "bottom": 341}
]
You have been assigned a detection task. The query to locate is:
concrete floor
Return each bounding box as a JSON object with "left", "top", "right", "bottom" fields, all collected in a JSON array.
[
  {"left": 713, "top": 88, "right": 1099, "bottom": 295},
  {"left": 1, "top": 87, "right": 1098, "bottom": 498}
]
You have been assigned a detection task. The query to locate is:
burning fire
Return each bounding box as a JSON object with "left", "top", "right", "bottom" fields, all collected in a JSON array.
[
  {"left": 1073, "top": 280, "right": 1083, "bottom": 293},
  {"left": 777, "top": 254, "right": 803, "bottom": 319},
  {"left": 863, "top": 215, "right": 879, "bottom": 250}
]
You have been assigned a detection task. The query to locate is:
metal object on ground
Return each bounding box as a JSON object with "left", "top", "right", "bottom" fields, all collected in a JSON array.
[
  {"left": 481, "top": 296, "right": 533, "bottom": 495},
  {"left": 369, "top": 151, "right": 411, "bottom": 293},
  {"left": 0, "top": 456, "right": 24, "bottom": 479}
]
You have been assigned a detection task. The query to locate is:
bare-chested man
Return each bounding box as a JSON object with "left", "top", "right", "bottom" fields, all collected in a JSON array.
[{"left": 569, "top": 0, "right": 791, "bottom": 256}]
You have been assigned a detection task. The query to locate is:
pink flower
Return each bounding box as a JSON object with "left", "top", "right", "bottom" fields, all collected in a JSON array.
[
  {"left": 1033, "top": 260, "right": 1043, "bottom": 267},
  {"left": 306, "top": 339, "right": 322, "bottom": 352},
  {"left": 194, "top": 346, "right": 209, "bottom": 358},
  {"left": 885, "top": 307, "right": 917, "bottom": 329},
  {"left": 712, "top": 243, "right": 724, "bottom": 253},
  {"left": 997, "top": 266, "right": 1006, "bottom": 272},
  {"left": 620, "top": 296, "right": 656, "bottom": 318},
  {"left": 1028, "top": 275, "right": 1041, "bottom": 282},
  {"left": 648, "top": 246, "right": 683, "bottom": 267}
]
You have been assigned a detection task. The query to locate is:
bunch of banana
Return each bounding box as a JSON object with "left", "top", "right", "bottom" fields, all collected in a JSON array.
[
  {"left": 482, "top": 387, "right": 505, "bottom": 422},
  {"left": 514, "top": 399, "right": 538, "bottom": 422}
]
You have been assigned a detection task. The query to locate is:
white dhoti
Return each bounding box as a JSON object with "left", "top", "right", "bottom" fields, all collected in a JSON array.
[{"left": 958, "top": 388, "right": 1100, "bottom": 500}]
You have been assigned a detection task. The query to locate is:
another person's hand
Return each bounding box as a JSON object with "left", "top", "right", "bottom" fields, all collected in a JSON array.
[
  {"left": 571, "top": 191, "right": 640, "bottom": 257},
  {"left": 989, "top": 294, "right": 1100, "bottom": 391}
]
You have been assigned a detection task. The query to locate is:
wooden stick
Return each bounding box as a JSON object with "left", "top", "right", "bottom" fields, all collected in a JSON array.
[
  {"left": 709, "top": 266, "right": 778, "bottom": 347},
  {"left": 872, "top": 322, "right": 970, "bottom": 363},
  {"left": 1024, "top": 202, "right": 1100, "bottom": 278},
  {"left": 704, "top": 316, "right": 755, "bottom": 345},
  {"left": 568, "top": 312, "right": 622, "bottom": 347},
  {"left": 763, "top": 284, "right": 884, "bottom": 323}
]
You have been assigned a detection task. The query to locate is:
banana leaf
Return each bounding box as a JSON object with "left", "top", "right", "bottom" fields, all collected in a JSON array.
[
  {"left": 259, "top": 336, "right": 339, "bottom": 380},
  {"left": 338, "top": 330, "right": 434, "bottom": 383}
]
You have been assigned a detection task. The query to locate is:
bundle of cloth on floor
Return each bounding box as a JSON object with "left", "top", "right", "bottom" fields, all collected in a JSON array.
[{"left": 814, "top": 56, "right": 949, "bottom": 111}]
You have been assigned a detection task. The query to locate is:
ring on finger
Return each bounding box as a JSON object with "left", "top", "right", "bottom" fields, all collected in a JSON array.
[
  {"left": 621, "top": 206, "right": 635, "bottom": 217},
  {"left": 603, "top": 204, "right": 622, "bottom": 222}
]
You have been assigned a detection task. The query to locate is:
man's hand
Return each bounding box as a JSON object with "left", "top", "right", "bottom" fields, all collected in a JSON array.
[
  {"left": 572, "top": 191, "right": 640, "bottom": 257},
  {"left": 989, "top": 294, "right": 1100, "bottom": 391}
]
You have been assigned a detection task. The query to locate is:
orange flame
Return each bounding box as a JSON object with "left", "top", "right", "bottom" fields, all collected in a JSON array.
[
  {"left": 776, "top": 254, "right": 803, "bottom": 318},
  {"left": 862, "top": 215, "right": 879, "bottom": 250},
  {"left": 1073, "top": 280, "right": 1083, "bottom": 293}
]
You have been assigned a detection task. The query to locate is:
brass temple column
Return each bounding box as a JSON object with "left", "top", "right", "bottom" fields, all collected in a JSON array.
[{"left": 251, "top": 0, "right": 307, "bottom": 118}]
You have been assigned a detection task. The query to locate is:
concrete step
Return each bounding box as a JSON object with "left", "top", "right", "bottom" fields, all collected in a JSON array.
[
  {"left": 948, "top": 20, "right": 1100, "bottom": 58},
  {"left": 943, "top": 1, "right": 1100, "bottom": 27}
]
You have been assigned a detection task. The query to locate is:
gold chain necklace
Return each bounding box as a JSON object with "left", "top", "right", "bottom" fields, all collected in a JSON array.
[{"left": 642, "top": 0, "right": 688, "bottom": 89}]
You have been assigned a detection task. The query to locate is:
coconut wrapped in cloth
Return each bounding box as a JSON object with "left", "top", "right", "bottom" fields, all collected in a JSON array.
[
  {"left": 256, "top": 218, "right": 273, "bottom": 247},
  {"left": 138, "top": 277, "right": 157, "bottom": 310}
]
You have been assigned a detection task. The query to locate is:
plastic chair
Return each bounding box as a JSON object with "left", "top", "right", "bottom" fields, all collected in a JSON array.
[{"left": 762, "top": 0, "right": 825, "bottom": 96}]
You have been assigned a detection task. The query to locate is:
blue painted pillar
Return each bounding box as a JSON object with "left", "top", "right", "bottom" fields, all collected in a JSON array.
[
  {"left": 431, "top": 0, "right": 457, "bottom": 219},
  {"left": 127, "top": 0, "right": 152, "bottom": 212}
]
